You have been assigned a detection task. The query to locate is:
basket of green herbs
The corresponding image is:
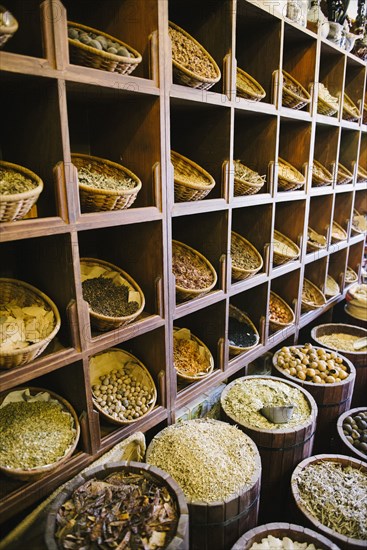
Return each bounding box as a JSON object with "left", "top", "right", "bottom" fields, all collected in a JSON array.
[{"left": 0, "top": 160, "right": 43, "bottom": 222}]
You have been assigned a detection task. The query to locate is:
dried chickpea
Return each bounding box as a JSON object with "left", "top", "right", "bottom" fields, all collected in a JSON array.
[
  {"left": 298, "top": 371, "right": 306, "bottom": 381},
  {"left": 325, "top": 375, "right": 336, "bottom": 384},
  {"left": 313, "top": 375, "right": 322, "bottom": 384},
  {"left": 306, "top": 368, "right": 316, "bottom": 378}
]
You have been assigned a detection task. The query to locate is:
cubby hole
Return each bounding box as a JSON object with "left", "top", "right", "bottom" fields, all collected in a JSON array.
[
  {"left": 333, "top": 192, "right": 353, "bottom": 238},
  {"left": 0, "top": 73, "right": 63, "bottom": 220},
  {"left": 273, "top": 199, "right": 305, "bottom": 266},
  {"left": 358, "top": 133, "right": 367, "bottom": 176},
  {"left": 346, "top": 241, "right": 364, "bottom": 287},
  {"left": 233, "top": 111, "right": 277, "bottom": 196},
  {"left": 236, "top": 0, "right": 281, "bottom": 103},
  {"left": 168, "top": 0, "right": 231, "bottom": 95},
  {"left": 327, "top": 248, "right": 348, "bottom": 291},
  {"left": 317, "top": 42, "right": 345, "bottom": 118},
  {"left": 170, "top": 99, "right": 231, "bottom": 202},
  {"left": 307, "top": 195, "right": 333, "bottom": 256},
  {"left": 301, "top": 257, "right": 328, "bottom": 319},
  {"left": 278, "top": 119, "right": 311, "bottom": 193},
  {"left": 61, "top": 0, "right": 158, "bottom": 80},
  {"left": 312, "top": 123, "right": 339, "bottom": 185},
  {"left": 338, "top": 129, "right": 359, "bottom": 181},
  {"left": 268, "top": 270, "right": 300, "bottom": 337},
  {"left": 0, "top": 1, "right": 45, "bottom": 58},
  {"left": 354, "top": 190, "right": 367, "bottom": 216},
  {"left": 344, "top": 59, "right": 365, "bottom": 122}
]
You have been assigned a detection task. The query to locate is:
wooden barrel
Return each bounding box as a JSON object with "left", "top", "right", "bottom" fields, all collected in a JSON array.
[
  {"left": 291, "top": 454, "right": 367, "bottom": 550},
  {"left": 231, "top": 522, "right": 341, "bottom": 549},
  {"left": 44, "top": 461, "right": 189, "bottom": 550},
  {"left": 336, "top": 407, "right": 367, "bottom": 460},
  {"left": 221, "top": 376, "right": 317, "bottom": 523},
  {"left": 272, "top": 345, "right": 356, "bottom": 454},
  {"left": 311, "top": 323, "right": 367, "bottom": 407}
]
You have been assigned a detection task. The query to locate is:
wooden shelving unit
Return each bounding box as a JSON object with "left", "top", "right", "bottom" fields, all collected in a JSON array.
[{"left": 0, "top": 0, "right": 366, "bottom": 523}]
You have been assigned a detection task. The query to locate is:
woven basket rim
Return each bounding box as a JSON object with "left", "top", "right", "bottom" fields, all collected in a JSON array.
[
  {"left": 233, "top": 160, "right": 265, "bottom": 189},
  {"left": 172, "top": 240, "right": 217, "bottom": 295},
  {"left": 169, "top": 21, "right": 221, "bottom": 85},
  {"left": 302, "top": 278, "right": 326, "bottom": 308},
  {"left": 270, "top": 291, "right": 295, "bottom": 326},
  {"left": 72, "top": 153, "right": 142, "bottom": 196},
  {"left": 0, "top": 278, "right": 61, "bottom": 359},
  {"left": 171, "top": 150, "right": 215, "bottom": 191},
  {"left": 325, "top": 275, "right": 340, "bottom": 296},
  {"left": 228, "top": 304, "right": 260, "bottom": 353},
  {"left": 67, "top": 21, "right": 142, "bottom": 64},
  {"left": 338, "top": 162, "right": 353, "bottom": 178},
  {"left": 278, "top": 157, "right": 305, "bottom": 185},
  {"left": 343, "top": 92, "right": 361, "bottom": 119},
  {"left": 231, "top": 231, "right": 264, "bottom": 275},
  {"left": 0, "top": 160, "right": 44, "bottom": 200},
  {"left": 80, "top": 258, "right": 145, "bottom": 324},
  {"left": 273, "top": 230, "right": 300, "bottom": 260},
  {"left": 312, "top": 159, "right": 333, "bottom": 183},
  {"left": 173, "top": 326, "right": 214, "bottom": 380},
  {"left": 281, "top": 70, "right": 311, "bottom": 104},
  {"left": 307, "top": 227, "right": 327, "bottom": 250},
  {"left": 331, "top": 220, "right": 347, "bottom": 241},
  {"left": 357, "top": 165, "right": 367, "bottom": 178},
  {"left": 236, "top": 67, "right": 266, "bottom": 100}
]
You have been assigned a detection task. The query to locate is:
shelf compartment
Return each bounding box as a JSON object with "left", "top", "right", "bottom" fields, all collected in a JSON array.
[
  {"left": 307, "top": 194, "right": 333, "bottom": 258},
  {"left": 0, "top": 1, "right": 47, "bottom": 60},
  {"left": 338, "top": 129, "right": 359, "bottom": 184},
  {"left": 353, "top": 189, "right": 367, "bottom": 217},
  {"left": 333, "top": 191, "right": 353, "bottom": 242},
  {"left": 313, "top": 123, "right": 339, "bottom": 187},
  {"left": 358, "top": 133, "right": 367, "bottom": 174},
  {"left": 273, "top": 199, "right": 305, "bottom": 267},
  {"left": 269, "top": 270, "right": 300, "bottom": 336},
  {"left": 343, "top": 57, "right": 365, "bottom": 123},
  {"left": 277, "top": 118, "right": 311, "bottom": 193},
  {"left": 318, "top": 41, "right": 345, "bottom": 119},
  {"left": 301, "top": 256, "right": 328, "bottom": 321},
  {"left": 346, "top": 241, "right": 364, "bottom": 288},
  {"left": 327, "top": 249, "right": 348, "bottom": 291}
]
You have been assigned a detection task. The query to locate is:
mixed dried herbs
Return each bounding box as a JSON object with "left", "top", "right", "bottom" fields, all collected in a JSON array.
[
  {"left": 77, "top": 163, "right": 136, "bottom": 191},
  {"left": 317, "top": 333, "right": 366, "bottom": 352},
  {"left": 55, "top": 471, "right": 179, "bottom": 549},
  {"left": 0, "top": 167, "right": 37, "bottom": 195},
  {"left": 173, "top": 328, "right": 212, "bottom": 378},
  {"left": 228, "top": 317, "right": 257, "bottom": 348},
  {"left": 172, "top": 243, "right": 215, "bottom": 290},
  {"left": 302, "top": 280, "right": 325, "bottom": 307},
  {"left": 233, "top": 161, "right": 265, "bottom": 187},
  {"left": 169, "top": 25, "right": 218, "bottom": 80},
  {"left": 345, "top": 267, "right": 358, "bottom": 283},
  {"left": 231, "top": 235, "right": 261, "bottom": 271},
  {"left": 82, "top": 277, "right": 139, "bottom": 318}
]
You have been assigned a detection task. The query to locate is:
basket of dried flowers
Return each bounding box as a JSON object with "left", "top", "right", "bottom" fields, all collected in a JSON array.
[
  {"left": 172, "top": 240, "right": 217, "bottom": 301},
  {"left": 311, "top": 160, "right": 333, "bottom": 187},
  {"left": 173, "top": 327, "right": 214, "bottom": 380},
  {"left": 277, "top": 158, "right": 305, "bottom": 191},
  {"left": 269, "top": 292, "right": 295, "bottom": 332},
  {"left": 0, "top": 6, "right": 18, "bottom": 48},
  {"left": 331, "top": 221, "right": 347, "bottom": 243},
  {"left": 352, "top": 209, "right": 367, "bottom": 235},
  {"left": 171, "top": 151, "right": 215, "bottom": 202},
  {"left": 277, "top": 70, "right": 311, "bottom": 110},
  {"left": 228, "top": 305, "right": 259, "bottom": 356},
  {"left": 317, "top": 83, "right": 339, "bottom": 117},
  {"left": 231, "top": 232, "right": 263, "bottom": 281},
  {"left": 71, "top": 153, "right": 142, "bottom": 212},
  {"left": 0, "top": 278, "right": 61, "bottom": 369},
  {"left": 307, "top": 227, "right": 327, "bottom": 253},
  {"left": 301, "top": 279, "right": 326, "bottom": 313},
  {"left": 345, "top": 267, "right": 358, "bottom": 285},
  {"left": 236, "top": 67, "right": 266, "bottom": 101},
  {"left": 336, "top": 162, "right": 353, "bottom": 185},
  {"left": 67, "top": 21, "right": 142, "bottom": 75},
  {"left": 0, "top": 387, "right": 80, "bottom": 481},
  {"left": 233, "top": 160, "right": 266, "bottom": 196},
  {"left": 356, "top": 165, "right": 367, "bottom": 184},
  {"left": 325, "top": 275, "right": 340, "bottom": 298},
  {"left": 90, "top": 348, "right": 157, "bottom": 425},
  {"left": 0, "top": 161, "right": 43, "bottom": 223},
  {"left": 169, "top": 21, "right": 221, "bottom": 90},
  {"left": 341, "top": 92, "right": 361, "bottom": 122},
  {"left": 273, "top": 230, "right": 300, "bottom": 265},
  {"left": 80, "top": 258, "right": 145, "bottom": 332}
]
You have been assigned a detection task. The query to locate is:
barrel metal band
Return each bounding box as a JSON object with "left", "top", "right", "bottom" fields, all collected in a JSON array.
[
  {"left": 318, "top": 396, "right": 351, "bottom": 409},
  {"left": 257, "top": 430, "right": 316, "bottom": 452},
  {"left": 190, "top": 494, "right": 259, "bottom": 527}
]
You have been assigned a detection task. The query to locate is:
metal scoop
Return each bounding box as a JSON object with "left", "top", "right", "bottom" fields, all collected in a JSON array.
[
  {"left": 353, "top": 337, "right": 367, "bottom": 351},
  {"left": 260, "top": 404, "right": 295, "bottom": 424}
]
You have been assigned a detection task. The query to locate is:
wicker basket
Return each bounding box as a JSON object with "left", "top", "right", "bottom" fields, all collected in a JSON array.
[
  {"left": 337, "top": 407, "right": 367, "bottom": 461},
  {"left": 71, "top": 153, "right": 142, "bottom": 212},
  {"left": 351, "top": 209, "right": 367, "bottom": 234},
  {"left": 90, "top": 348, "right": 157, "bottom": 425},
  {"left": 0, "top": 279, "right": 61, "bottom": 369},
  {"left": 173, "top": 327, "right": 214, "bottom": 380},
  {"left": 317, "top": 84, "right": 339, "bottom": 117},
  {"left": 0, "top": 7, "right": 18, "bottom": 48},
  {"left": 67, "top": 21, "right": 142, "bottom": 75},
  {"left": 325, "top": 274, "right": 340, "bottom": 298},
  {"left": 273, "top": 230, "right": 300, "bottom": 265},
  {"left": 331, "top": 221, "right": 347, "bottom": 243},
  {"left": 336, "top": 162, "right": 353, "bottom": 185},
  {"left": 231, "top": 231, "right": 263, "bottom": 281},
  {"left": 171, "top": 151, "right": 215, "bottom": 202},
  {"left": 269, "top": 291, "right": 295, "bottom": 332},
  {"left": 341, "top": 92, "right": 361, "bottom": 122},
  {"left": 233, "top": 160, "right": 266, "bottom": 196},
  {"left": 228, "top": 305, "right": 259, "bottom": 356},
  {"left": 80, "top": 258, "right": 145, "bottom": 332},
  {"left": 277, "top": 70, "right": 311, "bottom": 110},
  {"left": 301, "top": 278, "right": 326, "bottom": 312},
  {"left": 363, "top": 102, "right": 367, "bottom": 125},
  {"left": 311, "top": 159, "right": 333, "bottom": 187},
  {"left": 236, "top": 67, "right": 266, "bottom": 101},
  {"left": 0, "top": 160, "right": 43, "bottom": 223},
  {"left": 277, "top": 158, "right": 305, "bottom": 191},
  {"left": 345, "top": 266, "right": 358, "bottom": 285},
  {"left": 0, "top": 387, "right": 80, "bottom": 480},
  {"left": 356, "top": 165, "right": 367, "bottom": 183},
  {"left": 169, "top": 21, "right": 221, "bottom": 90},
  {"left": 172, "top": 240, "right": 217, "bottom": 301},
  {"left": 307, "top": 227, "right": 327, "bottom": 253}
]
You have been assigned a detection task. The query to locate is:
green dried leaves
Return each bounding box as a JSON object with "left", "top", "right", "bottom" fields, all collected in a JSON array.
[
  {"left": 0, "top": 167, "right": 36, "bottom": 195},
  {"left": 77, "top": 163, "right": 135, "bottom": 191},
  {"left": 82, "top": 277, "right": 139, "bottom": 318}
]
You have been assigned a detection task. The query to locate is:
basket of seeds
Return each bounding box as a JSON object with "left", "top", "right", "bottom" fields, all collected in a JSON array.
[
  {"left": 172, "top": 240, "right": 217, "bottom": 301},
  {"left": 228, "top": 305, "right": 260, "bottom": 356},
  {"left": 71, "top": 153, "right": 142, "bottom": 212},
  {"left": 173, "top": 327, "right": 214, "bottom": 380},
  {"left": 356, "top": 165, "right": 367, "bottom": 183},
  {"left": 67, "top": 21, "right": 142, "bottom": 75},
  {"left": 301, "top": 279, "right": 326, "bottom": 313},
  {"left": 325, "top": 274, "right": 340, "bottom": 298},
  {"left": 0, "top": 387, "right": 80, "bottom": 481},
  {"left": 0, "top": 278, "right": 61, "bottom": 369},
  {"left": 331, "top": 221, "right": 347, "bottom": 243},
  {"left": 169, "top": 21, "right": 221, "bottom": 90},
  {"left": 336, "top": 162, "right": 353, "bottom": 185},
  {"left": 276, "top": 70, "right": 311, "bottom": 110},
  {"left": 0, "top": 5, "right": 18, "bottom": 48},
  {"left": 341, "top": 92, "right": 361, "bottom": 122},
  {"left": 0, "top": 160, "right": 43, "bottom": 223},
  {"left": 317, "top": 82, "right": 340, "bottom": 117},
  {"left": 311, "top": 159, "right": 333, "bottom": 187},
  {"left": 231, "top": 232, "right": 263, "bottom": 281},
  {"left": 236, "top": 67, "right": 266, "bottom": 101},
  {"left": 80, "top": 258, "right": 145, "bottom": 332},
  {"left": 345, "top": 266, "right": 358, "bottom": 285},
  {"left": 273, "top": 230, "right": 300, "bottom": 265},
  {"left": 269, "top": 291, "right": 295, "bottom": 332},
  {"left": 171, "top": 150, "right": 215, "bottom": 202},
  {"left": 90, "top": 348, "right": 157, "bottom": 425},
  {"left": 277, "top": 157, "right": 305, "bottom": 191},
  {"left": 233, "top": 160, "right": 266, "bottom": 196},
  {"left": 352, "top": 209, "right": 367, "bottom": 234},
  {"left": 307, "top": 227, "right": 327, "bottom": 253}
]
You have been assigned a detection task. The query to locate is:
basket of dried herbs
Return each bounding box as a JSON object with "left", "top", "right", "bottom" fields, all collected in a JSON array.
[
  {"left": 0, "top": 160, "right": 43, "bottom": 223},
  {"left": 307, "top": 227, "right": 327, "bottom": 253},
  {"left": 171, "top": 150, "right": 215, "bottom": 202},
  {"left": 80, "top": 258, "right": 145, "bottom": 332},
  {"left": 0, "top": 387, "right": 80, "bottom": 481},
  {"left": 336, "top": 162, "right": 353, "bottom": 185},
  {"left": 356, "top": 165, "right": 367, "bottom": 184},
  {"left": 325, "top": 274, "right": 340, "bottom": 298},
  {"left": 311, "top": 159, "right": 333, "bottom": 187},
  {"left": 269, "top": 292, "right": 295, "bottom": 332},
  {"left": 273, "top": 230, "right": 300, "bottom": 265},
  {"left": 233, "top": 160, "right": 266, "bottom": 196},
  {"left": 72, "top": 153, "right": 142, "bottom": 212},
  {"left": 301, "top": 279, "right": 326, "bottom": 312},
  {"left": 277, "top": 158, "right": 305, "bottom": 191},
  {"left": 45, "top": 461, "right": 188, "bottom": 550},
  {"left": 172, "top": 240, "right": 217, "bottom": 301},
  {"left": 331, "top": 221, "right": 347, "bottom": 243},
  {"left": 90, "top": 348, "right": 157, "bottom": 425},
  {"left": 228, "top": 305, "right": 259, "bottom": 356},
  {"left": 291, "top": 454, "right": 367, "bottom": 549},
  {"left": 231, "top": 231, "right": 263, "bottom": 281},
  {"left": 345, "top": 266, "right": 358, "bottom": 285},
  {"left": 317, "top": 82, "right": 340, "bottom": 117},
  {"left": 173, "top": 327, "right": 214, "bottom": 381},
  {"left": 0, "top": 278, "right": 61, "bottom": 369},
  {"left": 341, "top": 92, "right": 361, "bottom": 122},
  {"left": 236, "top": 67, "right": 266, "bottom": 101},
  {"left": 352, "top": 209, "right": 367, "bottom": 235},
  {"left": 276, "top": 70, "right": 311, "bottom": 110}
]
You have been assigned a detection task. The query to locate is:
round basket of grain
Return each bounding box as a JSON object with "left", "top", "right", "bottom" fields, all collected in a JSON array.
[
  {"left": 0, "top": 387, "right": 80, "bottom": 481},
  {"left": 228, "top": 305, "right": 259, "bottom": 356},
  {"left": 311, "top": 159, "right": 333, "bottom": 187},
  {"left": 0, "top": 160, "right": 43, "bottom": 223},
  {"left": 291, "top": 454, "right": 367, "bottom": 549},
  {"left": 269, "top": 291, "right": 295, "bottom": 332},
  {"left": 345, "top": 266, "right": 358, "bottom": 285},
  {"left": 273, "top": 230, "right": 300, "bottom": 265},
  {"left": 146, "top": 419, "right": 262, "bottom": 550},
  {"left": 231, "top": 522, "right": 341, "bottom": 550},
  {"left": 231, "top": 231, "right": 263, "bottom": 281},
  {"left": 80, "top": 258, "right": 145, "bottom": 332},
  {"left": 0, "top": 5, "right": 18, "bottom": 48},
  {"left": 90, "top": 348, "right": 157, "bottom": 425},
  {"left": 277, "top": 70, "right": 311, "bottom": 110},
  {"left": 44, "top": 461, "right": 189, "bottom": 550},
  {"left": 0, "top": 278, "right": 61, "bottom": 369},
  {"left": 171, "top": 150, "right": 215, "bottom": 202},
  {"left": 325, "top": 274, "right": 340, "bottom": 298},
  {"left": 173, "top": 326, "right": 214, "bottom": 381},
  {"left": 352, "top": 209, "right": 367, "bottom": 234},
  {"left": 317, "top": 82, "right": 340, "bottom": 117},
  {"left": 233, "top": 160, "right": 266, "bottom": 196},
  {"left": 336, "top": 162, "right": 353, "bottom": 185},
  {"left": 169, "top": 21, "right": 221, "bottom": 90},
  {"left": 345, "top": 284, "right": 367, "bottom": 327},
  {"left": 172, "top": 240, "right": 217, "bottom": 301},
  {"left": 356, "top": 165, "right": 367, "bottom": 184},
  {"left": 236, "top": 67, "right": 266, "bottom": 101},
  {"left": 301, "top": 279, "right": 326, "bottom": 313},
  {"left": 72, "top": 153, "right": 142, "bottom": 212},
  {"left": 341, "top": 92, "right": 361, "bottom": 122},
  {"left": 331, "top": 221, "right": 347, "bottom": 243},
  {"left": 307, "top": 227, "right": 327, "bottom": 252},
  {"left": 67, "top": 21, "right": 142, "bottom": 75},
  {"left": 337, "top": 408, "right": 367, "bottom": 461},
  {"left": 277, "top": 158, "right": 305, "bottom": 191}
]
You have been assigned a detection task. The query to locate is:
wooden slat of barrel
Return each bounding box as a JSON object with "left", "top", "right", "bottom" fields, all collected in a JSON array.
[
  {"left": 190, "top": 501, "right": 207, "bottom": 550},
  {"left": 225, "top": 495, "right": 239, "bottom": 547}
]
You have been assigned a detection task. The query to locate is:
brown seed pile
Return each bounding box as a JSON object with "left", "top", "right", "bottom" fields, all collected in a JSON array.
[
  {"left": 169, "top": 26, "right": 217, "bottom": 79},
  {"left": 231, "top": 237, "right": 260, "bottom": 270},
  {"left": 172, "top": 243, "right": 214, "bottom": 290},
  {"left": 269, "top": 295, "right": 292, "bottom": 324},
  {"left": 173, "top": 336, "right": 211, "bottom": 378}
]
